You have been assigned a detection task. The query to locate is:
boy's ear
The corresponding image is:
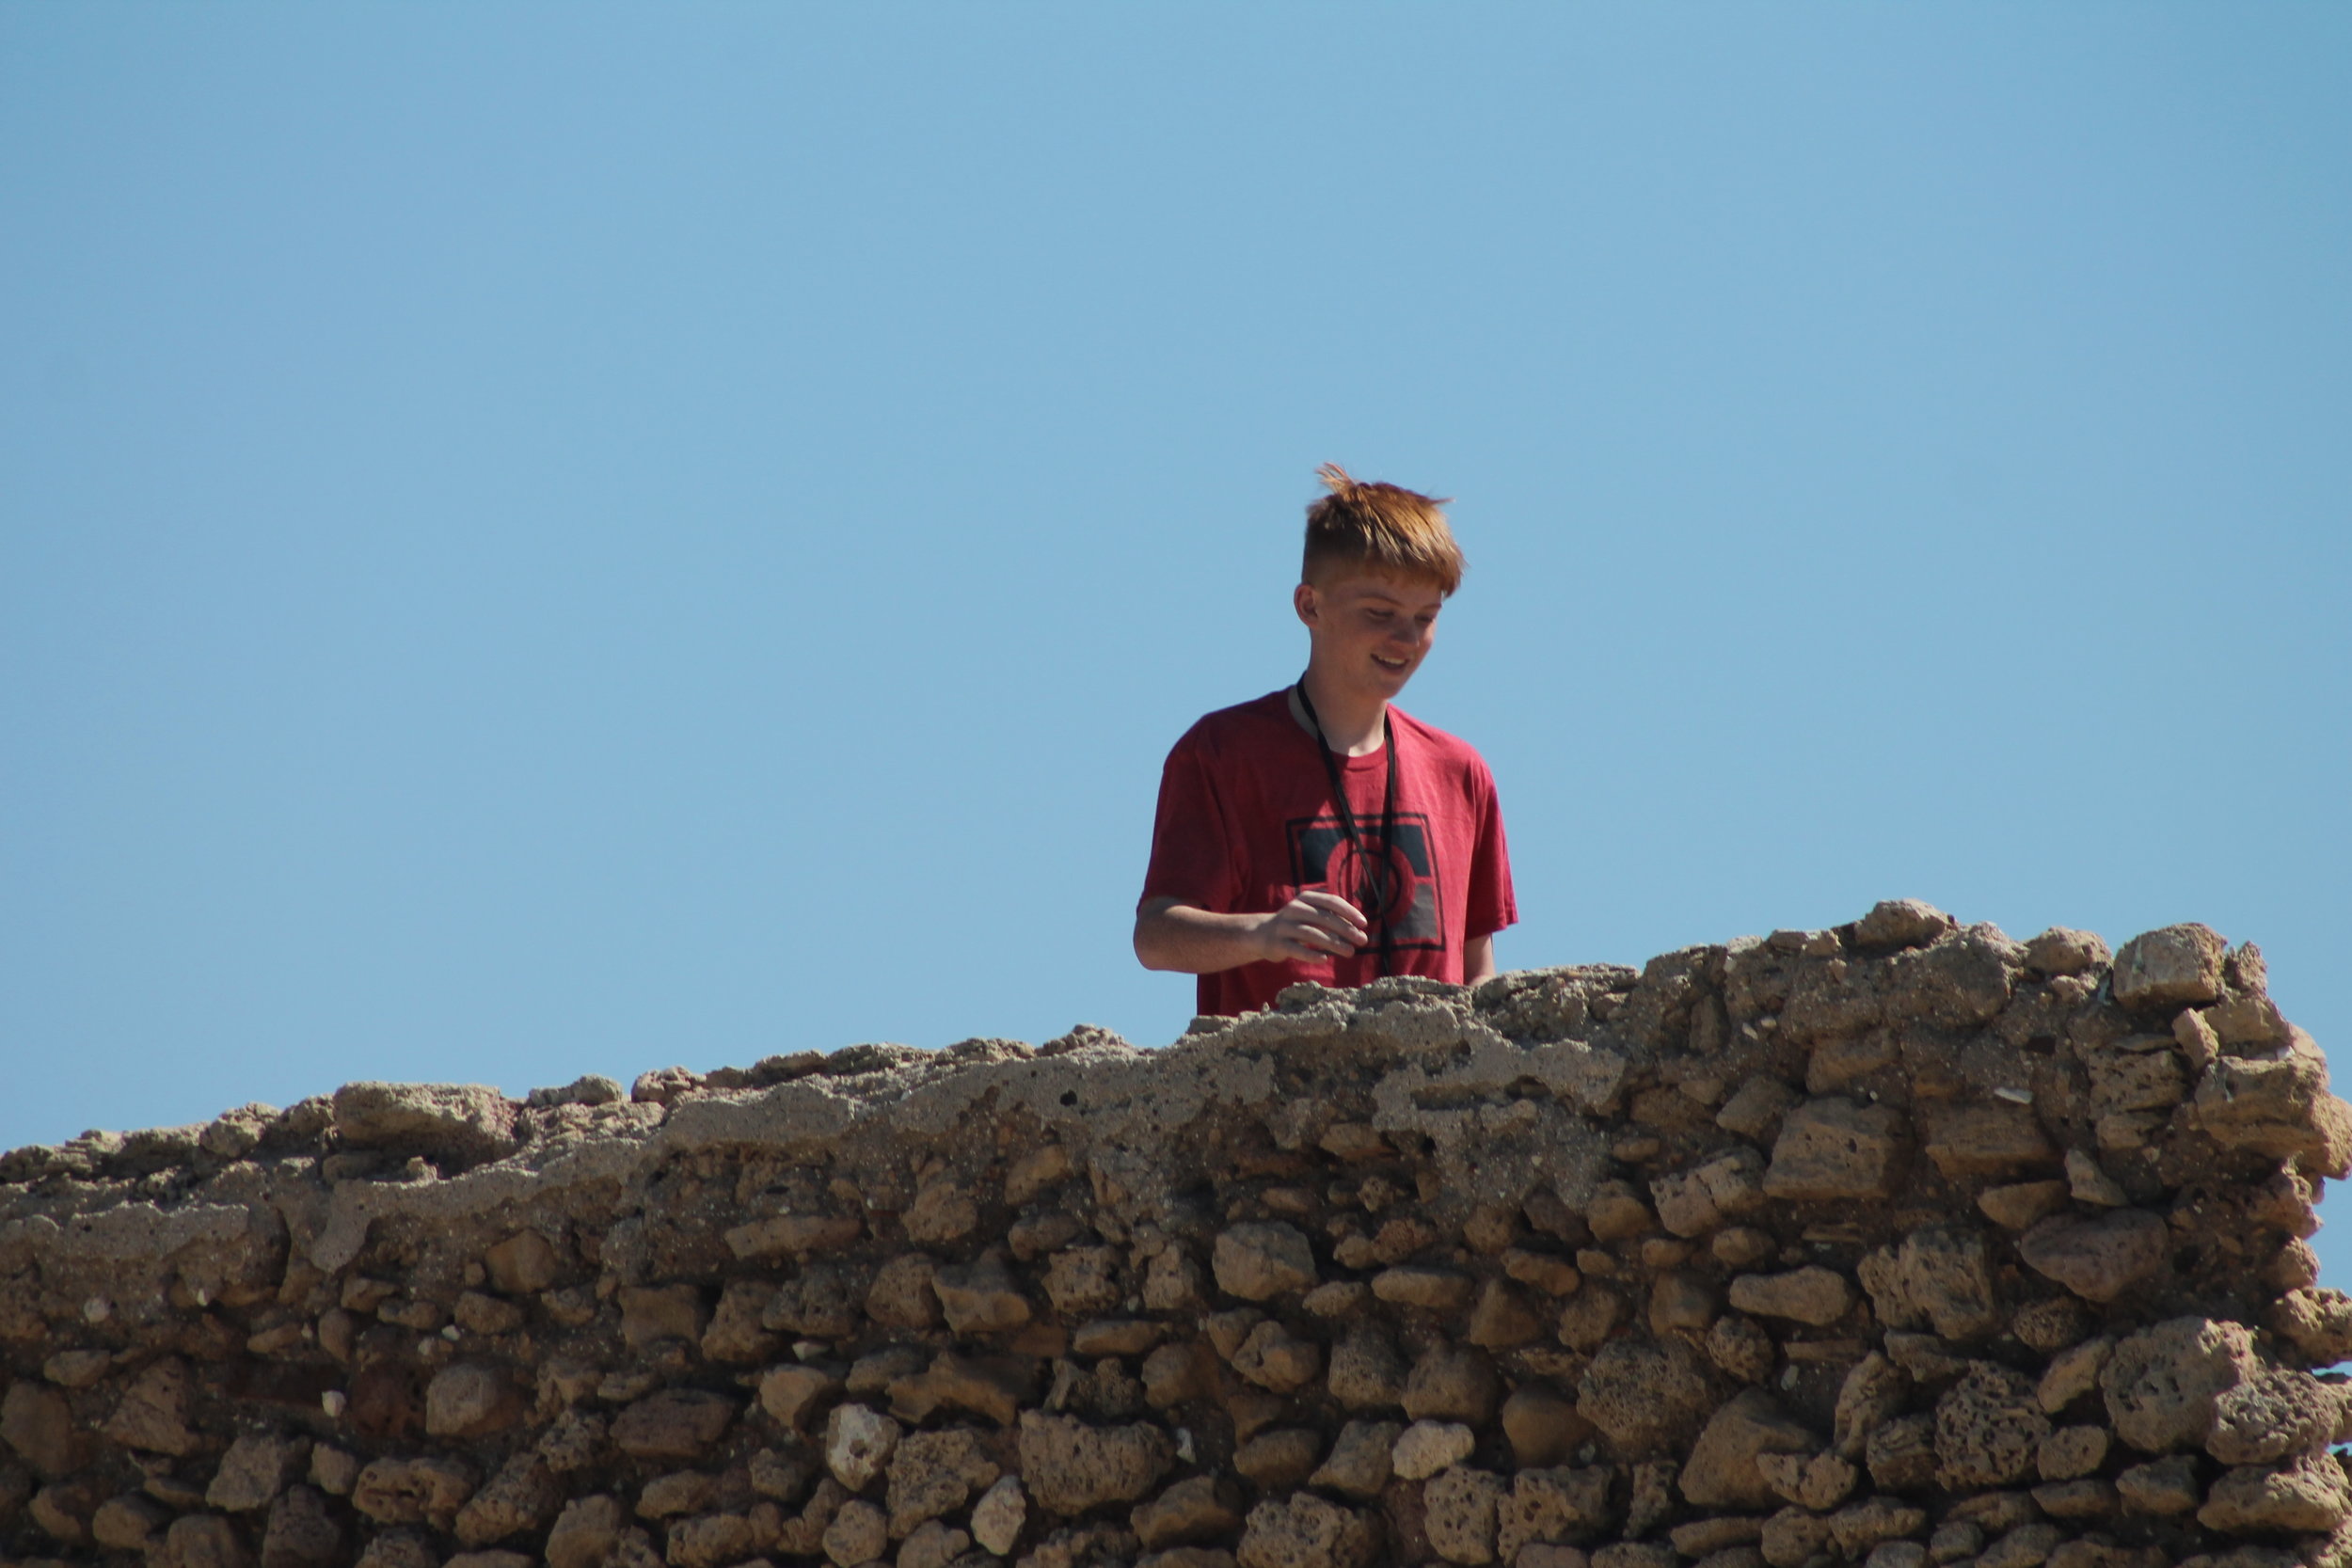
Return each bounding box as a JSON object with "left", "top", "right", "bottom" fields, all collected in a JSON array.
[{"left": 1293, "top": 581, "right": 1318, "bottom": 628}]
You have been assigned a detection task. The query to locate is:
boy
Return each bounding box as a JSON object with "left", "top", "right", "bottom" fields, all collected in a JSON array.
[{"left": 1134, "top": 465, "right": 1517, "bottom": 1016}]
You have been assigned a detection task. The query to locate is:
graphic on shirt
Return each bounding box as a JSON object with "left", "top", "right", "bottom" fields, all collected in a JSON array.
[{"left": 1287, "top": 812, "right": 1442, "bottom": 947}]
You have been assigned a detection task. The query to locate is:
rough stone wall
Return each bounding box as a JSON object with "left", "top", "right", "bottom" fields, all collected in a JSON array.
[{"left": 3, "top": 901, "right": 2349, "bottom": 1568}]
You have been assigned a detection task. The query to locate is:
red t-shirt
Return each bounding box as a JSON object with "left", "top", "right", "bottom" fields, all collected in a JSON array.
[{"left": 1141, "top": 689, "right": 1518, "bottom": 1017}]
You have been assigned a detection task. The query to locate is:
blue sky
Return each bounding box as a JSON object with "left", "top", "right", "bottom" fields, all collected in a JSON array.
[{"left": 4, "top": 8, "right": 2346, "bottom": 1271}]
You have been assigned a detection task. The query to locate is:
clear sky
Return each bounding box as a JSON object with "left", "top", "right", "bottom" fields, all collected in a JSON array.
[{"left": 4, "top": 8, "right": 2346, "bottom": 1273}]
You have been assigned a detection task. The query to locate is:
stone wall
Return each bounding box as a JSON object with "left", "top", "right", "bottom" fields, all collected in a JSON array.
[{"left": 2, "top": 900, "right": 2349, "bottom": 1568}]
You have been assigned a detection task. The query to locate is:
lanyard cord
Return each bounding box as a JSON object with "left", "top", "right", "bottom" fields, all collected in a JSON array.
[{"left": 1294, "top": 677, "right": 1400, "bottom": 979}]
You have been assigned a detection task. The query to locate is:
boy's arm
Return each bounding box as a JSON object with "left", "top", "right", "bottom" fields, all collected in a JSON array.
[
  {"left": 1464, "top": 933, "right": 1497, "bottom": 986},
  {"left": 1134, "top": 893, "right": 1370, "bottom": 975}
]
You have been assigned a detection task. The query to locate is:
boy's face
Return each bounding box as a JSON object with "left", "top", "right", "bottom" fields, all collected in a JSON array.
[{"left": 1294, "top": 567, "right": 1447, "bottom": 703}]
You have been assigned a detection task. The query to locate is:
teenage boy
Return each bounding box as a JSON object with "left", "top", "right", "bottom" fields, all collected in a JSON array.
[{"left": 1134, "top": 466, "right": 1517, "bottom": 1017}]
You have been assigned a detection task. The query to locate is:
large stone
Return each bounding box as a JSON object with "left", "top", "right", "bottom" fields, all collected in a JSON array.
[
  {"left": 760, "top": 1364, "right": 844, "bottom": 1431},
  {"left": 545, "top": 1495, "right": 627, "bottom": 1568},
  {"left": 1391, "top": 1421, "right": 1477, "bottom": 1481},
  {"left": 969, "top": 1476, "right": 1025, "bottom": 1556},
  {"left": 1310, "top": 1421, "right": 1399, "bottom": 1500},
  {"left": 2112, "top": 925, "right": 2226, "bottom": 1011},
  {"left": 2207, "top": 1370, "right": 2339, "bottom": 1465},
  {"left": 2101, "top": 1317, "right": 2258, "bottom": 1453},
  {"left": 2275, "top": 1288, "right": 2352, "bottom": 1364},
  {"left": 1404, "top": 1342, "right": 1501, "bottom": 1425},
  {"left": 1858, "top": 1227, "right": 1997, "bottom": 1340},
  {"left": 1577, "top": 1336, "right": 1716, "bottom": 1457},
  {"left": 330, "top": 1081, "right": 520, "bottom": 1167},
  {"left": 425, "top": 1362, "right": 523, "bottom": 1439},
  {"left": 931, "top": 1252, "right": 1034, "bottom": 1336},
  {"left": 0, "top": 1383, "right": 79, "bottom": 1478},
  {"left": 483, "top": 1230, "right": 561, "bottom": 1293},
  {"left": 351, "top": 1458, "right": 476, "bottom": 1526},
  {"left": 1134, "top": 1475, "right": 1246, "bottom": 1548},
  {"left": 1502, "top": 1385, "right": 1594, "bottom": 1467},
  {"left": 885, "top": 1427, "right": 998, "bottom": 1534},
  {"left": 2197, "top": 1042, "right": 2344, "bottom": 1170},
  {"left": 2199, "top": 1453, "right": 2352, "bottom": 1534},
  {"left": 1423, "top": 1467, "right": 1507, "bottom": 1565},
  {"left": 208, "top": 1433, "right": 310, "bottom": 1512},
  {"left": 452, "top": 1454, "right": 557, "bottom": 1547},
  {"left": 259, "top": 1486, "right": 341, "bottom": 1568},
  {"left": 1856, "top": 900, "right": 1956, "bottom": 951},
  {"left": 2017, "top": 1210, "right": 2168, "bottom": 1302},
  {"left": 103, "top": 1356, "right": 199, "bottom": 1456},
  {"left": 821, "top": 1498, "right": 887, "bottom": 1567},
  {"left": 1921, "top": 1103, "right": 2056, "bottom": 1180},
  {"left": 1232, "top": 1319, "right": 1322, "bottom": 1392},
  {"left": 824, "top": 1403, "right": 902, "bottom": 1492},
  {"left": 610, "top": 1389, "right": 736, "bottom": 1462},
  {"left": 1237, "top": 1493, "right": 1374, "bottom": 1568},
  {"left": 617, "top": 1284, "right": 706, "bottom": 1350},
  {"left": 1497, "top": 1467, "right": 1614, "bottom": 1560},
  {"left": 1935, "top": 1364, "right": 2051, "bottom": 1488},
  {"left": 1728, "top": 1267, "right": 1853, "bottom": 1326},
  {"left": 1764, "top": 1098, "right": 1906, "bottom": 1200},
  {"left": 1015, "top": 1411, "right": 1175, "bottom": 1515},
  {"left": 1213, "top": 1223, "right": 1318, "bottom": 1300},
  {"left": 1681, "top": 1389, "right": 1820, "bottom": 1510}
]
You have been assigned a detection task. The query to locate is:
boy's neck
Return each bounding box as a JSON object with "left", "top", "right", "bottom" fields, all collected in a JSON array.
[{"left": 1293, "top": 666, "right": 1389, "bottom": 757}]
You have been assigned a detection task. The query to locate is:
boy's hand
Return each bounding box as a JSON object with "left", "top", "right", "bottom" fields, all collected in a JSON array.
[{"left": 1256, "top": 892, "right": 1369, "bottom": 963}]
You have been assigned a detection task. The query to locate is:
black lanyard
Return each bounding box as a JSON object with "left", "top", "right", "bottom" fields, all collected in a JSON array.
[{"left": 1295, "top": 677, "right": 1400, "bottom": 979}]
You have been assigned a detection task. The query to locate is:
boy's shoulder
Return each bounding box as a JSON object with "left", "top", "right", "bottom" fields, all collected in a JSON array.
[{"left": 1171, "top": 689, "right": 1295, "bottom": 755}]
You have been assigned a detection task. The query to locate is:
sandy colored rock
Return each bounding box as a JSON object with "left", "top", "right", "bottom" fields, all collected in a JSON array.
[
  {"left": 1764, "top": 1098, "right": 1906, "bottom": 1200},
  {"left": 1405, "top": 1342, "right": 1501, "bottom": 1425},
  {"left": 1237, "top": 1492, "right": 1374, "bottom": 1568},
  {"left": 825, "top": 1403, "right": 902, "bottom": 1492},
  {"left": 1214, "top": 1222, "right": 1318, "bottom": 1300},
  {"left": 612, "top": 1388, "right": 735, "bottom": 1462},
  {"left": 1311, "top": 1420, "right": 1399, "bottom": 1499},
  {"left": 2017, "top": 1209, "right": 2168, "bottom": 1302},
  {"left": 1730, "top": 1266, "right": 1853, "bottom": 1326},
  {"left": 1235, "top": 1427, "right": 1323, "bottom": 1489},
  {"left": 1134, "top": 1475, "right": 1245, "bottom": 1548},
  {"left": 426, "top": 1361, "right": 523, "bottom": 1439},
  {"left": 897, "top": 1520, "right": 969, "bottom": 1568},
  {"left": 1232, "top": 1318, "right": 1322, "bottom": 1392},
  {"left": 931, "top": 1252, "right": 1032, "bottom": 1336},
  {"left": 352, "top": 1457, "right": 476, "bottom": 1527},
  {"left": 103, "top": 1355, "right": 199, "bottom": 1456},
  {"left": 1375, "top": 1265, "right": 1473, "bottom": 1310},
  {"left": 1859, "top": 1226, "right": 1997, "bottom": 1340},
  {"left": 1978, "top": 1180, "right": 2070, "bottom": 1231},
  {"left": 1392, "top": 1420, "right": 1477, "bottom": 1480},
  {"left": 1424, "top": 1465, "right": 1507, "bottom": 1565},
  {"left": 2102, "top": 1317, "right": 2258, "bottom": 1453},
  {"left": 209, "top": 1433, "right": 310, "bottom": 1513},
  {"left": 1502, "top": 1385, "right": 1594, "bottom": 1467},
  {"left": 1936, "top": 1364, "right": 2050, "bottom": 1488},
  {"left": 969, "top": 1474, "right": 1026, "bottom": 1554},
  {"left": 2037, "top": 1335, "right": 2113, "bottom": 1415},
  {"left": 1016, "top": 1410, "right": 1175, "bottom": 1514},
  {"left": 2199, "top": 1453, "right": 2352, "bottom": 1534},
  {"left": 2112, "top": 924, "right": 2226, "bottom": 1010},
  {"left": 1757, "top": 1452, "right": 1858, "bottom": 1512},
  {"left": 2116, "top": 1454, "right": 2201, "bottom": 1514},
  {"left": 1578, "top": 1336, "right": 1715, "bottom": 1457},
  {"left": 2207, "top": 1370, "right": 2339, "bottom": 1465},
  {"left": 823, "top": 1498, "right": 888, "bottom": 1566},
  {"left": 1682, "top": 1389, "right": 1820, "bottom": 1510}
]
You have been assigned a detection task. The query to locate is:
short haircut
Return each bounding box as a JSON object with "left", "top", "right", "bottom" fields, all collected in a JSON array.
[{"left": 1302, "top": 463, "right": 1465, "bottom": 595}]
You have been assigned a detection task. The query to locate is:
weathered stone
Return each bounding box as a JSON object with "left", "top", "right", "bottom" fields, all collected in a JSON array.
[
  {"left": 1502, "top": 1385, "right": 1594, "bottom": 1467},
  {"left": 1729, "top": 1265, "right": 1853, "bottom": 1326},
  {"left": 1761, "top": 1506, "right": 1836, "bottom": 1568},
  {"left": 352, "top": 1457, "right": 476, "bottom": 1526},
  {"left": 2198, "top": 1042, "right": 2345, "bottom": 1170},
  {"left": 103, "top": 1355, "right": 199, "bottom": 1455},
  {"left": 1936, "top": 1365, "right": 2051, "bottom": 1488},
  {"left": 1859, "top": 1226, "right": 1997, "bottom": 1340},
  {"left": 0, "top": 1383, "right": 79, "bottom": 1479},
  {"left": 1647, "top": 1271, "right": 1719, "bottom": 1335},
  {"left": 2037, "top": 1336, "right": 2113, "bottom": 1415},
  {"left": 426, "top": 1361, "right": 523, "bottom": 1438},
  {"left": 761, "top": 1364, "right": 845, "bottom": 1431},
  {"left": 1214, "top": 1223, "right": 1318, "bottom": 1300},
  {"left": 2112, "top": 925, "right": 2226, "bottom": 1010},
  {"left": 2116, "top": 1454, "right": 2201, "bottom": 1514},
  {"left": 886, "top": 1427, "right": 999, "bottom": 1533},
  {"left": 1134, "top": 1475, "right": 1245, "bottom": 1548},
  {"left": 888, "top": 1350, "right": 1035, "bottom": 1427},
  {"left": 1237, "top": 1492, "right": 1374, "bottom": 1568},
  {"left": 1866, "top": 1416, "right": 1939, "bottom": 1492},
  {"left": 164, "top": 1513, "right": 256, "bottom": 1568},
  {"left": 2207, "top": 1370, "right": 2338, "bottom": 1465},
  {"left": 611, "top": 1389, "right": 736, "bottom": 1462},
  {"left": 2037, "top": 1426, "right": 2108, "bottom": 1481},
  {"left": 209, "top": 1433, "right": 310, "bottom": 1512},
  {"left": 1498, "top": 1467, "right": 1613, "bottom": 1560},
  {"left": 1467, "top": 1278, "right": 1547, "bottom": 1347},
  {"left": 970, "top": 1476, "right": 1025, "bottom": 1556},
  {"left": 96, "top": 1492, "right": 173, "bottom": 1551},
  {"left": 1978, "top": 1181, "right": 2071, "bottom": 1231},
  {"left": 1424, "top": 1466, "right": 1507, "bottom": 1565},
  {"left": 1231, "top": 1319, "right": 1321, "bottom": 1392},
  {"left": 1682, "top": 1389, "right": 1820, "bottom": 1510},
  {"left": 824, "top": 1498, "right": 888, "bottom": 1566},
  {"left": 1830, "top": 1497, "right": 1928, "bottom": 1556},
  {"left": 1764, "top": 1098, "right": 1906, "bottom": 1200},
  {"left": 865, "top": 1253, "right": 943, "bottom": 1329},
  {"left": 483, "top": 1229, "right": 561, "bottom": 1293},
  {"left": 897, "top": 1520, "right": 970, "bottom": 1568},
  {"left": 1374, "top": 1265, "right": 1473, "bottom": 1310},
  {"left": 546, "top": 1495, "right": 628, "bottom": 1568},
  {"left": 1016, "top": 1411, "right": 1174, "bottom": 1515},
  {"left": 2102, "top": 1317, "right": 2258, "bottom": 1453},
  {"left": 1857, "top": 899, "right": 1956, "bottom": 951},
  {"left": 2018, "top": 1209, "right": 2168, "bottom": 1302},
  {"left": 1756, "top": 1452, "right": 1858, "bottom": 1512},
  {"left": 1558, "top": 1285, "right": 1629, "bottom": 1352},
  {"left": 332, "top": 1081, "right": 519, "bottom": 1166},
  {"left": 1404, "top": 1342, "right": 1501, "bottom": 1425},
  {"left": 1045, "top": 1245, "right": 1123, "bottom": 1319},
  {"left": 931, "top": 1252, "right": 1034, "bottom": 1335},
  {"left": 1391, "top": 1420, "right": 1477, "bottom": 1481},
  {"left": 1708, "top": 1314, "right": 1777, "bottom": 1384},
  {"left": 1578, "top": 1336, "right": 1715, "bottom": 1457},
  {"left": 2013, "top": 1297, "right": 2091, "bottom": 1354},
  {"left": 2024, "top": 928, "right": 2108, "bottom": 975},
  {"left": 1310, "top": 1421, "right": 1399, "bottom": 1499},
  {"left": 2199, "top": 1453, "right": 2352, "bottom": 1534},
  {"left": 453, "top": 1454, "right": 557, "bottom": 1547},
  {"left": 1235, "top": 1428, "right": 1323, "bottom": 1489},
  {"left": 825, "top": 1404, "right": 902, "bottom": 1492},
  {"left": 634, "top": 1472, "right": 715, "bottom": 1519}
]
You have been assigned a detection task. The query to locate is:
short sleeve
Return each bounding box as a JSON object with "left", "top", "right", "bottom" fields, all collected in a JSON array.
[
  {"left": 1140, "top": 734, "right": 1242, "bottom": 913},
  {"left": 1464, "top": 761, "right": 1518, "bottom": 940}
]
